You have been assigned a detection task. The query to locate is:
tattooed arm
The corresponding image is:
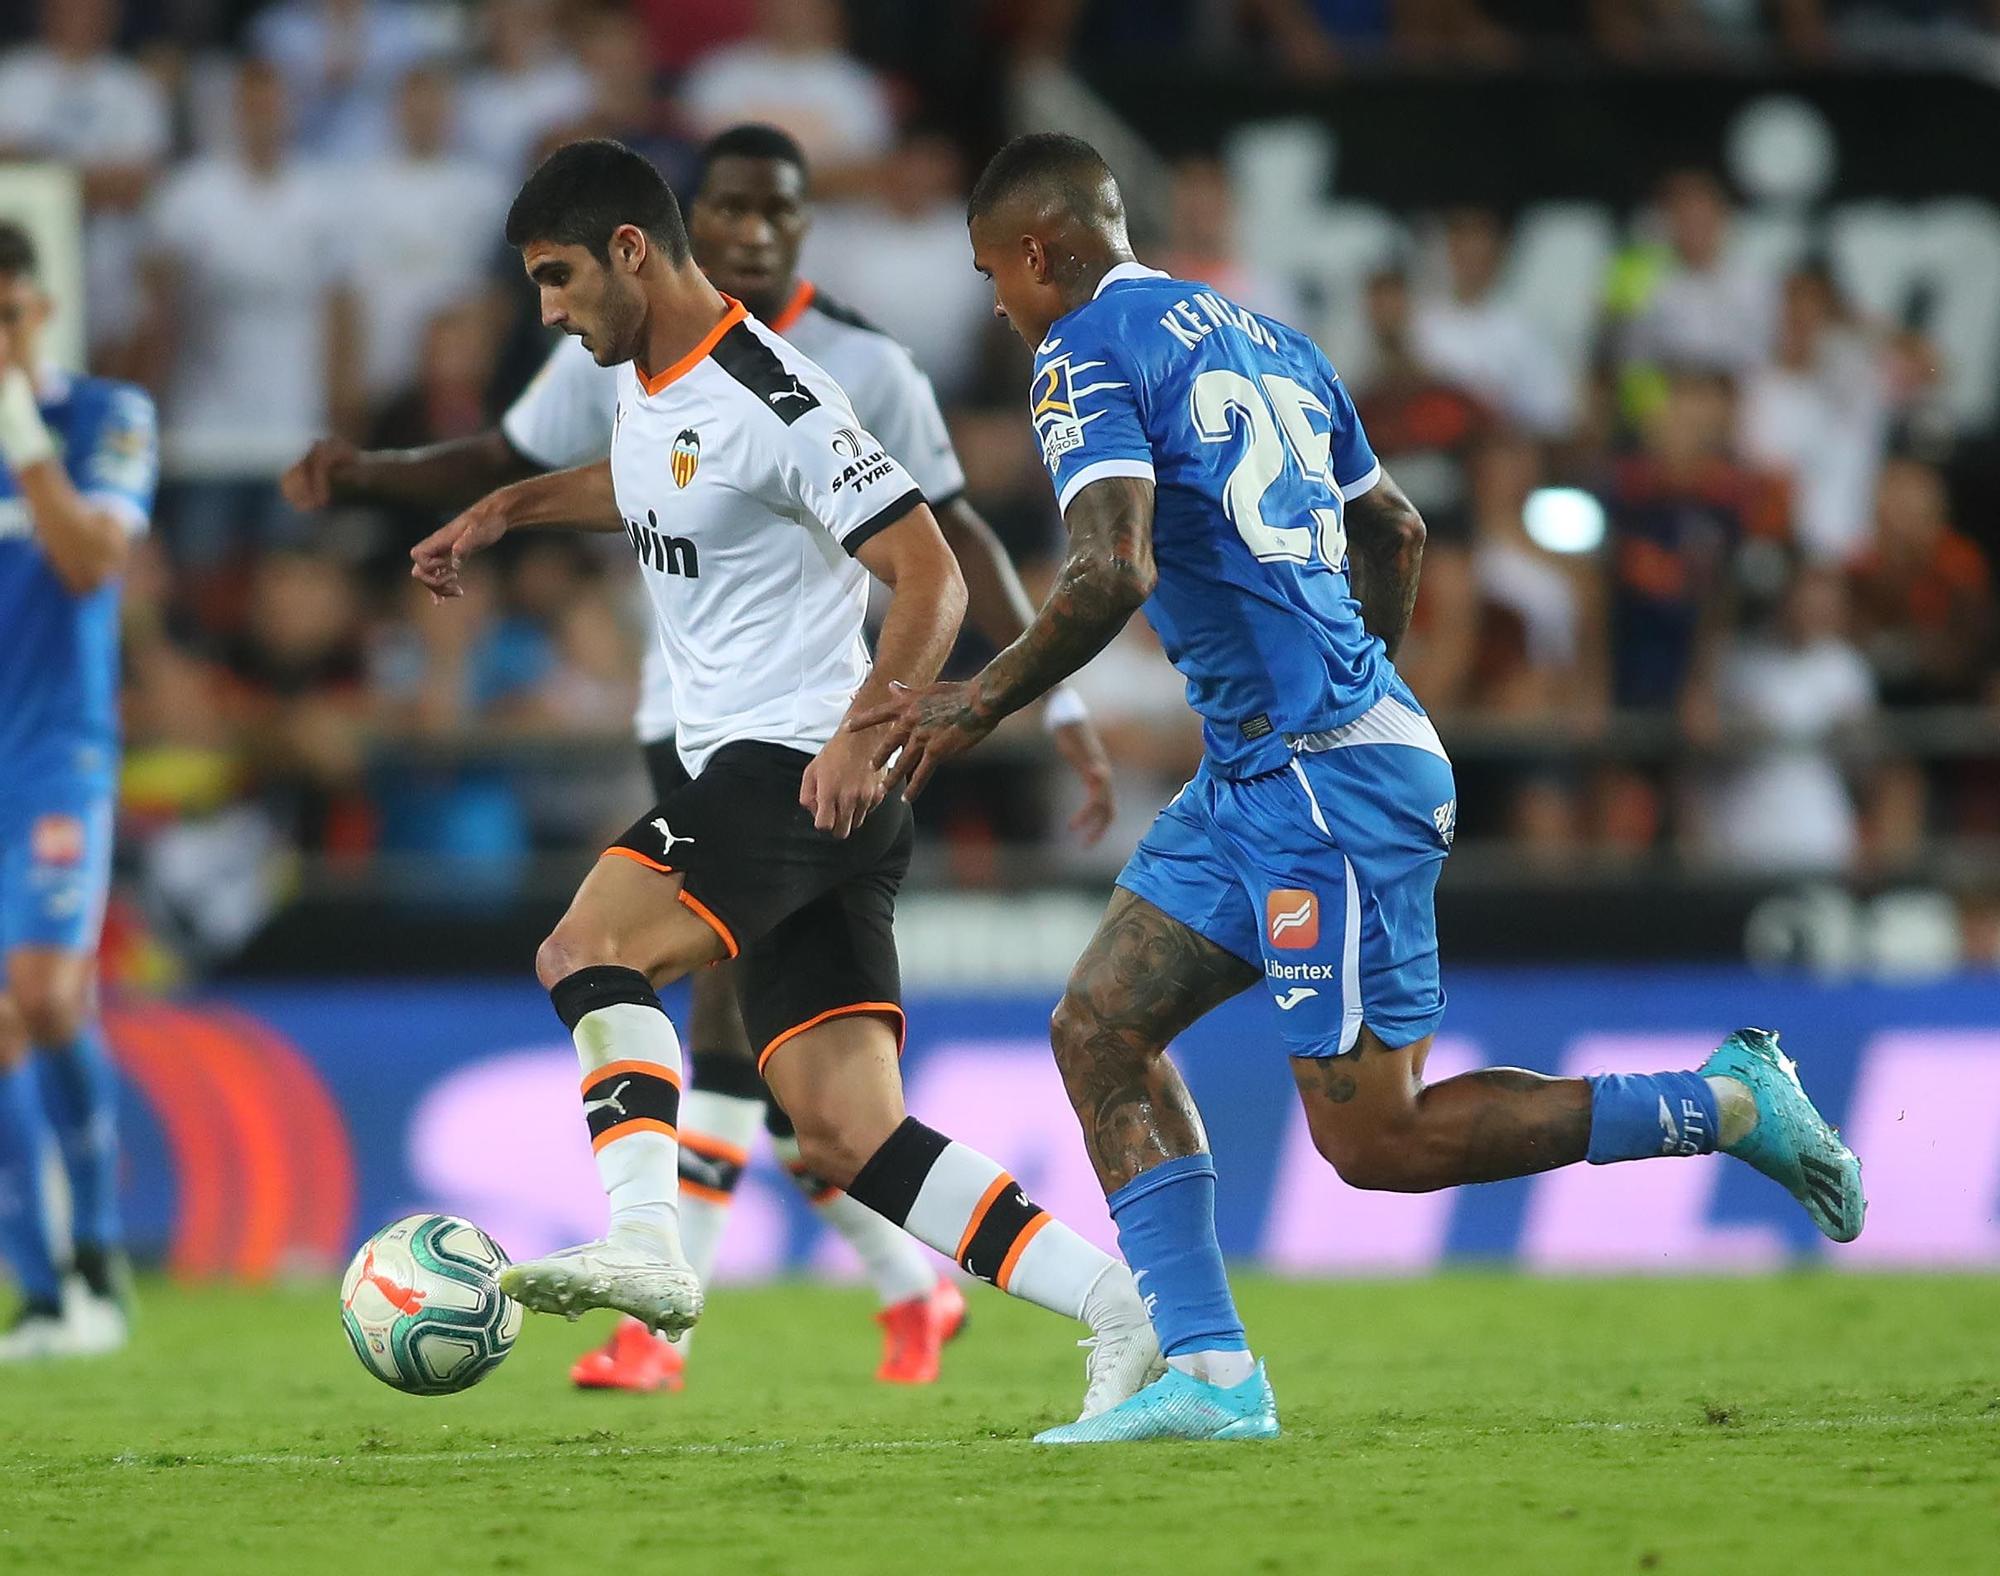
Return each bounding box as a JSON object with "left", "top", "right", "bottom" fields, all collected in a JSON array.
[
  {"left": 850, "top": 475, "right": 1157, "bottom": 798},
  {"left": 1343, "top": 470, "right": 1427, "bottom": 659}
]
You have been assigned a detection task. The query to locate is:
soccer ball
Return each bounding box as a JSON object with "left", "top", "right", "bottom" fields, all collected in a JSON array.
[{"left": 339, "top": 1214, "right": 523, "bottom": 1395}]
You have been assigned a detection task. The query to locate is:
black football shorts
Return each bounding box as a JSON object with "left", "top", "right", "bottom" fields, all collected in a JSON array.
[{"left": 609, "top": 740, "right": 911, "bottom": 1071}]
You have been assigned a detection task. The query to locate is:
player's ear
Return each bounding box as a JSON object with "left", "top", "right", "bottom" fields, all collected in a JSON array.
[
  {"left": 1022, "top": 234, "right": 1052, "bottom": 284},
  {"left": 609, "top": 224, "right": 649, "bottom": 275}
]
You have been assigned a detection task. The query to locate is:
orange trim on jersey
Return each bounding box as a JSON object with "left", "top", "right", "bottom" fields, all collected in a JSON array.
[
  {"left": 955, "top": 1173, "right": 1014, "bottom": 1264},
  {"left": 680, "top": 1180, "right": 735, "bottom": 1206},
  {"left": 768, "top": 278, "right": 816, "bottom": 333},
  {"left": 756, "top": 1001, "right": 906, "bottom": 1073},
  {"left": 635, "top": 297, "right": 748, "bottom": 395},
  {"left": 676, "top": 887, "right": 740, "bottom": 958},
  {"left": 591, "top": 1117, "right": 678, "bottom": 1153},
  {"left": 681, "top": 1131, "right": 751, "bottom": 1167},
  {"left": 581, "top": 1058, "right": 685, "bottom": 1094},
  {"left": 995, "top": 1210, "right": 1053, "bottom": 1292}
]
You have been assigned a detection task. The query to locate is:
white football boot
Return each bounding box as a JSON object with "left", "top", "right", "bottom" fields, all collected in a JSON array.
[
  {"left": 1071, "top": 1266, "right": 1166, "bottom": 1421},
  {"left": 0, "top": 1303, "right": 72, "bottom": 1361},
  {"left": 500, "top": 1237, "right": 703, "bottom": 1336}
]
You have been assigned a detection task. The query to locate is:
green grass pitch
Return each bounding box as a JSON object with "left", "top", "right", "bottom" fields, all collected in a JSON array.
[{"left": 2, "top": 1273, "right": 1994, "bottom": 1575}]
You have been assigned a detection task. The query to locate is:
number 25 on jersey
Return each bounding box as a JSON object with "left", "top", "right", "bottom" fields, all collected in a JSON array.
[{"left": 1191, "top": 369, "right": 1348, "bottom": 571}]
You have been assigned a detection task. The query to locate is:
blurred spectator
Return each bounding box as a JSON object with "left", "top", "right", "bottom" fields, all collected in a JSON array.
[
  {"left": 364, "top": 301, "right": 503, "bottom": 554},
  {"left": 1737, "top": 265, "right": 1889, "bottom": 565},
  {"left": 456, "top": 0, "right": 594, "bottom": 184},
  {"left": 221, "top": 550, "right": 374, "bottom": 853},
  {"left": 1466, "top": 435, "right": 1598, "bottom": 719},
  {"left": 140, "top": 58, "right": 361, "bottom": 568},
  {"left": 0, "top": 0, "right": 169, "bottom": 356},
  {"left": 801, "top": 132, "right": 994, "bottom": 400},
  {"left": 1602, "top": 370, "right": 1770, "bottom": 713},
  {"left": 1412, "top": 208, "right": 1576, "bottom": 439},
  {"left": 347, "top": 67, "right": 509, "bottom": 401},
  {"left": 249, "top": 0, "right": 453, "bottom": 159},
  {"left": 633, "top": 0, "right": 758, "bottom": 72},
  {"left": 550, "top": 5, "right": 695, "bottom": 192},
  {"left": 1611, "top": 169, "right": 1778, "bottom": 383},
  {"left": 1350, "top": 270, "right": 1488, "bottom": 711},
  {"left": 1591, "top": 0, "right": 1771, "bottom": 59},
  {"left": 1155, "top": 155, "right": 1304, "bottom": 325},
  {"left": 1690, "top": 565, "right": 1877, "bottom": 875},
  {"left": 1848, "top": 457, "right": 1993, "bottom": 706},
  {"left": 680, "top": 0, "right": 896, "bottom": 190}
]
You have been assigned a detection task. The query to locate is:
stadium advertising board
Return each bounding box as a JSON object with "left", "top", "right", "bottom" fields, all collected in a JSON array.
[{"left": 108, "top": 970, "right": 2000, "bottom": 1279}]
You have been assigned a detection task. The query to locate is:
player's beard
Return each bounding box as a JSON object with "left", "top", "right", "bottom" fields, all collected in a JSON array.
[{"left": 589, "top": 281, "right": 647, "bottom": 367}]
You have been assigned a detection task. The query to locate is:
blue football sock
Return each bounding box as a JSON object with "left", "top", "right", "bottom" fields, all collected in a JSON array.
[
  {"left": 0, "top": 1060, "right": 63, "bottom": 1306},
  {"left": 1586, "top": 1070, "right": 1721, "bottom": 1164},
  {"left": 37, "top": 1024, "right": 121, "bottom": 1248},
  {"left": 1106, "top": 1153, "right": 1248, "bottom": 1358}
]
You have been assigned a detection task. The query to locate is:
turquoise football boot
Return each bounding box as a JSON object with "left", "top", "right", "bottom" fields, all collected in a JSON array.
[
  {"left": 1701, "top": 1028, "right": 1865, "bottom": 1243},
  {"left": 1034, "top": 1361, "right": 1280, "bottom": 1444}
]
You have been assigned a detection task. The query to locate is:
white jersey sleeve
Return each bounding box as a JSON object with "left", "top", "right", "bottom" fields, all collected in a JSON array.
[
  {"left": 500, "top": 336, "right": 621, "bottom": 470},
  {"left": 850, "top": 346, "right": 966, "bottom": 509}
]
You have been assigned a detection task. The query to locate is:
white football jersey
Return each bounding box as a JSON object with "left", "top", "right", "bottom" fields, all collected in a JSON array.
[
  {"left": 606, "top": 298, "right": 922, "bottom": 778},
  {"left": 500, "top": 280, "right": 966, "bottom": 743}
]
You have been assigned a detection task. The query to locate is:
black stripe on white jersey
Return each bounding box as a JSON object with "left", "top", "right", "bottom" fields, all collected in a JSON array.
[
  {"left": 711, "top": 321, "right": 822, "bottom": 425},
  {"left": 840, "top": 486, "right": 924, "bottom": 557},
  {"left": 807, "top": 290, "right": 888, "bottom": 337}
]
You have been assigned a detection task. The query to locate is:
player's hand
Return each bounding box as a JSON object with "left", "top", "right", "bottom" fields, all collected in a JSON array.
[
  {"left": 1051, "top": 717, "right": 1116, "bottom": 845},
  {"left": 847, "top": 679, "right": 999, "bottom": 802},
  {"left": 281, "top": 436, "right": 359, "bottom": 512},
  {"left": 801, "top": 729, "right": 888, "bottom": 839},
  {"left": 411, "top": 494, "right": 510, "bottom": 601}
]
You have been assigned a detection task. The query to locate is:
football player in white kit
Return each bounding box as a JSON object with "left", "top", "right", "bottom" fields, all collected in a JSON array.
[
  {"left": 283, "top": 126, "right": 1117, "bottom": 1393},
  {"left": 404, "top": 140, "right": 1159, "bottom": 1431}
]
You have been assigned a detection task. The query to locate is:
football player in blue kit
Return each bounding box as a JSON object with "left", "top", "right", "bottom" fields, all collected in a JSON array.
[
  {"left": 860, "top": 135, "right": 1866, "bottom": 1442},
  {"left": 0, "top": 222, "right": 155, "bottom": 1361}
]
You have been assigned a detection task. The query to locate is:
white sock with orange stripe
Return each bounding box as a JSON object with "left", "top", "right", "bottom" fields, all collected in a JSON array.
[
  {"left": 844, "top": 1117, "right": 1116, "bottom": 1321},
  {"left": 773, "top": 1133, "right": 939, "bottom": 1307},
  {"left": 677, "top": 1087, "right": 763, "bottom": 1286},
  {"left": 549, "top": 966, "right": 687, "bottom": 1260}
]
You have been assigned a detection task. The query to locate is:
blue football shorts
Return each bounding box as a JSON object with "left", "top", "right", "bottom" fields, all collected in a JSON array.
[
  {"left": 1115, "top": 685, "right": 1455, "bottom": 1058},
  {"left": 0, "top": 773, "right": 115, "bottom": 955}
]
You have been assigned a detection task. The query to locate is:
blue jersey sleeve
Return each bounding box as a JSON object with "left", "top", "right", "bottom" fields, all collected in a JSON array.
[
  {"left": 1318, "top": 354, "right": 1381, "bottom": 502},
  {"left": 73, "top": 383, "right": 159, "bottom": 535},
  {"left": 1030, "top": 320, "right": 1153, "bottom": 515}
]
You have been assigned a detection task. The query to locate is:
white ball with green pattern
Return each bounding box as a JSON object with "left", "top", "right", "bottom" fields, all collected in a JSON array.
[{"left": 340, "top": 1214, "right": 524, "bottom": 1395}]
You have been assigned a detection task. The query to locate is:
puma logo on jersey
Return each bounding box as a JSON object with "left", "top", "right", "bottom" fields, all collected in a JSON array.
[
  {"left": 768, "top": 381, "right": 814, "bottom": 408},
  {"left": 626, "top": 510, "right": 699, "bottom": 578},
  {"left": 651, "top": 817, "right": 694, "bottom": 859},
  {"left": 1274, "top": 987, "right": 1319, "bottom": 1011}
]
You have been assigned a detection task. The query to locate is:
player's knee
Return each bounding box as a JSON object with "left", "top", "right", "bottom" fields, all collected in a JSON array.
[
  {"left": 787, "top": 1120, "right": 869, "bottom": 1192},
  {"left": 1049, "top": 991, "right": 1132, "bottom": 1076},
  {"left": 1307, "top": 1114, "right": 1439, "bottom": 1194},
  {"left": 0, "top": 997, "right": 27, "bottom": 1069},
  {"left": 535, "top": 926, "right": 623, "bottom": 991},
  {"left": 10, "top": 975, "right": 86, "bottom": 1048}
]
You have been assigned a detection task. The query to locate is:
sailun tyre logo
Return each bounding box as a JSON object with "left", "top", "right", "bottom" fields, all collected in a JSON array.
[
  {"left": 831, "top": 426, "right": 865, "bottom": 459},
  {"left": 670, "top": 428, "right": 701, "bottom": 488}
]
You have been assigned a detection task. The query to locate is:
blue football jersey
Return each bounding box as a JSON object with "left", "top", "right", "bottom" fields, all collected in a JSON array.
[
  {"left": 0, "top": 371, "right": 157, "bottom": 783},
  {"left": 1032, "top": 264, "right": 1391, "bottom": 778}
]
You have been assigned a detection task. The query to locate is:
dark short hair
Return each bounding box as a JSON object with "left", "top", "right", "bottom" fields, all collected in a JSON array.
[
  {"left": 967, "top": 132, "right": 1121, "bottom": 226},
  {"left": 505, "top": 139, "right": 690, "bottom": 264},
  {"left": 694, "top": 123, "right": 809, "bottom": 197},
  {"left": 0, "top": 220, "right": 39, "bottom": 280}
]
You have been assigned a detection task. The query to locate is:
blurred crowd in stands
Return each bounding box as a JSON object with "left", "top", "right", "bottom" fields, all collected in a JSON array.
[{"left": 4, "top": 0, "right": 1999, "bottom": 969}]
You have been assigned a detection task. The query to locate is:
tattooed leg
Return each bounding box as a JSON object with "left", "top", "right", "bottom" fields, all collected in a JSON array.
[
  {"left": 1290, "top": 1026, "right": 1592, "bottom": 1192},
  {"left": 1050, "top": 889, "right": 1259, "bottom": 1194}
]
